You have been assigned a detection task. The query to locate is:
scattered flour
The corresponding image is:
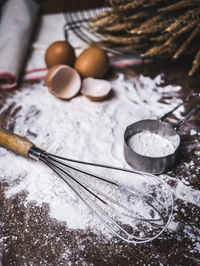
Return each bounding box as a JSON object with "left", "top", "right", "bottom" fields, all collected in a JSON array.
[
  {"left": 0, "top": 72, "right": 199, "bottom": 243},
  {"left": 190, "top": 128, "right": 197, "bottom": 136}
]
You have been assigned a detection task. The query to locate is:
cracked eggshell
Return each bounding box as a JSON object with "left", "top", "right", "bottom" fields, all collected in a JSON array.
[
  {"left": 45, "top": 65, "right": 81, "bottom": 100},
  {"left": 81, "top": 77, "right": 112, "bottom": 101}
]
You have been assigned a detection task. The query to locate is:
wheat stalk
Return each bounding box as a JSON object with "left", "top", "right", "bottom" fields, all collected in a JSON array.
[{"left": 91, "top": 0, "right": 200, "bottom": 76}]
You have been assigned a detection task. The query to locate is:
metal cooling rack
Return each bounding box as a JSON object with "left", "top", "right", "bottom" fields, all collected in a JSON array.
[{"left": 63, "top": 7, "right": 141, "bottom": 57}]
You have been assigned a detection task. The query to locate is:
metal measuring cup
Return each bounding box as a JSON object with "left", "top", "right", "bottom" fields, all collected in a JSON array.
[{"left": 124, "top": 93, "right": 200, "bottom": 174}]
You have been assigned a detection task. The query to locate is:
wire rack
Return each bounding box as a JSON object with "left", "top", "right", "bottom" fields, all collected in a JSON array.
[
  {"left": 63, "top": 7, "right": 142, "bottom": 57},
  {"left": 63, "top": 8, "right": 151, "bottom": 69},
  {"left": 63, "top": 8, "right": 107, "bottom": 44}
]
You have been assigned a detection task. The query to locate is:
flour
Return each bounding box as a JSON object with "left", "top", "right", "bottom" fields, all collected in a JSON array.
[
  {"left": 1, "top": 72, "right": 199, "bottom": 244},
  {"left": 127, "top": 130, "right": 179, "bottom": 157}
]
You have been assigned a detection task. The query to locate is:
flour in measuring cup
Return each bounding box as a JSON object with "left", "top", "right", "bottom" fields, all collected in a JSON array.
[{"left": 127, "top": 130, "right": 178, "bottom": 157}]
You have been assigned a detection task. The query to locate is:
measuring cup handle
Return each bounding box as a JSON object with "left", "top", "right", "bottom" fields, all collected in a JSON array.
[
  {"left": 174, "top": 104, "right": 200, "bottom": 130},
  {"left": 160, "top": 93, "right": 200, "bottom": 122}
]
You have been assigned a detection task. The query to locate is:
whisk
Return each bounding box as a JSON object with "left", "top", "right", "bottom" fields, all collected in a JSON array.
[{"left": 0, "top": 128, "right": 173, "bottom": 243}]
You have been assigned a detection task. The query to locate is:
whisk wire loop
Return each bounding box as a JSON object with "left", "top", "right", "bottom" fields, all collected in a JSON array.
[
  {"left": 47, "top": 155, "right": 167, "bottom": 226},
  {"left": 43, "top": 158, "right": 143, "bottom": 242},
  {"left": 37, "top": 149, "right": 174, "bottom": 243}
]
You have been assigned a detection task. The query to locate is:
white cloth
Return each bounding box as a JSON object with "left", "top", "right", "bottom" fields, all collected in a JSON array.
[{"left": 0, "top": 0, "right": 39, "bottom": 89}]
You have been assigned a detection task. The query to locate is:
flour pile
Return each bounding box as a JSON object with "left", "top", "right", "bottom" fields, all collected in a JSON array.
[
  {"left": 0, "top": 73, "right": 199, "bottom": 243},
  {"left": 127, "top": 130, "right": 179, "bottom": 157}
]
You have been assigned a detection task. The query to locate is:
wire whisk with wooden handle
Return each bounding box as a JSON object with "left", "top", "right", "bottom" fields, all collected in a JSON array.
[{"left": 0, "top": 128, "right": 173, "bottom": 243}]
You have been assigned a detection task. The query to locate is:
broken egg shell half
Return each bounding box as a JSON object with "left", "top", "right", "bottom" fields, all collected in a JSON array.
[
  {"left": 46, "top": 65, "right": 81, "bottom": 100},
  {"left": 81, "top": 77, "right": 112, "bottom": 101}
]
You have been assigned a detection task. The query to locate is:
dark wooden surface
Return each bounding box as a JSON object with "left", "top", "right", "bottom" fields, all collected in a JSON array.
[{"left": 0, "top": 58, "right": 200, "bottom": 265}]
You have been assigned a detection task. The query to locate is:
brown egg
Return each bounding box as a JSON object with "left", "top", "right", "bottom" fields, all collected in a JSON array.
[
  {"left": 45, "top": 41, "right": 75, "bottom": 68},
  {"left": 74, "top": 46, "right": 109, "bottom": 78},
  {"left": 45, "top": 65, "right": 81, "bottom": 100}
]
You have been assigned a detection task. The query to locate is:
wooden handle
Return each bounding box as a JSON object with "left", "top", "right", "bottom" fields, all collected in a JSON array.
[{"left": 0, "top": 128, "right": 34, "bottom": 157}]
